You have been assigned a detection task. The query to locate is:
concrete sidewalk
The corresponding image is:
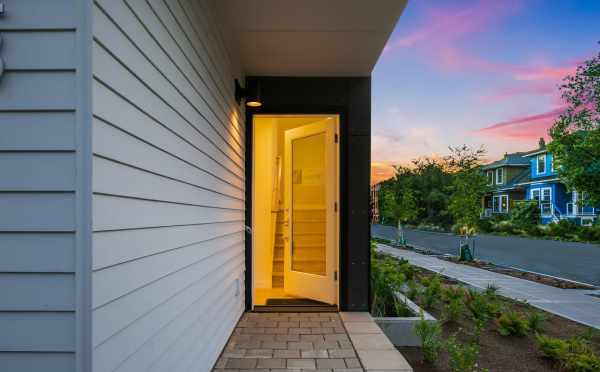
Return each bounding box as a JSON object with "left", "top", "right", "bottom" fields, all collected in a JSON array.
[{"left": 377, "top": 244, "right": 600, "bottom": 330}]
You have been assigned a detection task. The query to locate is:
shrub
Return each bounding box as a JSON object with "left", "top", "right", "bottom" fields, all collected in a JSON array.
[
  {"left": 371, "top": 255, "right": 408, "bottom": 317},
  {"left": 420, "top": 274, "right": 442, "bottom": 309},
  {"left": 465, "top": 288, "right": 499, "bottom": 324},
  {"left": 398, "top": 259, "right": 416, "bottom": 280},
  {"left": 414, "top": 313, "right": 443, "bottom": 364},
  {"left": 476, "top": 218, "right": 493, "bottom": 233},
  {"left": 483, "top": 283, "right": 499, "bottom": 299},
  {"left": 493, "top": 220, "right": 517, "bottom": 234},
  {"left": 406, "top": 279, "right": 421, "bottom": 301},
  {"left": 527, "top": 312, "right": 547, "bottom": 333},
  {"left": 536, "top": 334, "right": 600, "bottom": 372},
  {"left": 536, "top": 334, "right": 569, "bottom": 360},
  {"left": 578, "top": 223, "right": 600, "bottom": 243},
  {"left": 565, "top": 351, "right": 600, "bottom": 372},
  {"left": 446, "top": 336, "right": 486, "bottom": 372},
  {"left": 496, "top": 311, "right": 529, "bottom": 337},
  {"left": 547, "top": 219, "right": 578, "bottom": 239},
  {"left": 510, "top": 200, "right": 540, "bottom": 228},
  {"left": 441, "top": 286, "right": 466, "bottom": 323}
]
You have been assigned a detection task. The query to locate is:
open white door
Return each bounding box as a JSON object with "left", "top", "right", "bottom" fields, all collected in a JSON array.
[{"left": 283, "top": 120, "right": 337, "bottom": 305}]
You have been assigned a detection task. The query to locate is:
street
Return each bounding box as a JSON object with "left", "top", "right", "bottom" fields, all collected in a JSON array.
[{"left": 371, "top": 224, "right": 600, "bottom": 286}]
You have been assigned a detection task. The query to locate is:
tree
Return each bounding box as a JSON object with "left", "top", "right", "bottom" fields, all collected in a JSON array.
[
  {"left": 446, "top": 146, "right": 489, "bottom": 236},
  {"left": 394, "top": 187, "right": 418, "bottom": 244},
  {"left": 379, "top": 185, "right": 418, "bottom": 243},
  {"left": 548, "top": 45, "right": 600, "bottom": 206}
]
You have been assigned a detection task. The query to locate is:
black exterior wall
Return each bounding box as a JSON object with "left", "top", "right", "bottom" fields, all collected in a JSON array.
[{"left": 244, "top": 76, "right": 371, "bottom": 311}]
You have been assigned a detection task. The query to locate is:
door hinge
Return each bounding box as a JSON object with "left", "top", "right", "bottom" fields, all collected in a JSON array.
[
  {"left": 334, "top": 133, "right": 339, "bottom": 143},
  {"left": 334, "top": 271, "right": 338, "bottom": 281},
  {"left": 334, "top": 202, "right": 338, "bottom": 212}
]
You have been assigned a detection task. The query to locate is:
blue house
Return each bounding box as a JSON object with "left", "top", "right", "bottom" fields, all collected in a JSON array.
[{"left": 517, "top": 146, "right": 598, "bottom": 226}]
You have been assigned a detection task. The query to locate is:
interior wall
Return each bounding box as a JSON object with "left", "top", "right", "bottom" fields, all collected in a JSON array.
[{"left": 253, "top": 118, "right": 276, "bottom": 289}]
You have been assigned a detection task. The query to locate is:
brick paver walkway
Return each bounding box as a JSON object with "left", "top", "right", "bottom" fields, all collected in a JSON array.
[{"left": 213, "top": 312, "right": 364, "bottom": 371}]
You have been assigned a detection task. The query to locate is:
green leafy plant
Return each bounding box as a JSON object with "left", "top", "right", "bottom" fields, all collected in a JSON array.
[
  {"left": 496, "top": 311, "right": 529, "bottom": 337},
  {"left": 527, "top": 311, "right": 547, "bottom": 334},
  {"left": 371, "top": 255, "right": 411, "bottom": 317},
  {"left": 419, "top": 274, "right": 442, "bottom": 309},
  {"left": 484, "top": 283, "right": 499, "bottom": 299},
  {"left": 536, "top": 334, "right": 569, "bottom": 360},
  {"left": 465, "top": 288, "right": 499, "bottom": 325},
  {"left": 441, "top": 286, "right": 466, "bottom": 323},
  {"left": 536, "top": 333, "right": 600, "bottom": 372},
  {"left": 565, "top": 351, "right": 600, "bottom": 372},
  {"left": 446, "top": 336, "right": 486, "bottom": 372},
  {"left": 414, "top": 312, "right": 443, "bottom": 364},
  {"left": 548, "top": 219, "right": 579, "bottom": 240},
  {"left": 510, "top": 200, "right": 541, "bottom": 229},
  {"left": 548, "top": 46, "right": 600, "bottom": 206},
  {"left": 406, "top": 279, "right": 420, "bottom": 301}
]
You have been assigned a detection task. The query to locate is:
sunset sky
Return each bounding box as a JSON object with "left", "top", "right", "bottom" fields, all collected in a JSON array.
[{"left": 371, "top": 0, "right": 600, "bottom": 184}]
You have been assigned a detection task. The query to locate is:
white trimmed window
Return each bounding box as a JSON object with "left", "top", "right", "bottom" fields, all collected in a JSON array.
[
  {"left": 531, "top": 187, "right": 552, "bottom": 216},
  {"left": 537, "top": 154, "right": 546, "bottom": 174},
  {"left": 495, "top": 168, "right": 504, "bottom": 184},
  {"left": 492, "top": 195, "right": 509, "bottom": 213},
  {"left": 487, "top": 170, "right": 493, "bottom": 185}
]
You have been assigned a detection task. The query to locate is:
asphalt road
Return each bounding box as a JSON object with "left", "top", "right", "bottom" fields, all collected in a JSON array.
[{"left": 371, "top": 224, "right": 600, "bottom": 287}]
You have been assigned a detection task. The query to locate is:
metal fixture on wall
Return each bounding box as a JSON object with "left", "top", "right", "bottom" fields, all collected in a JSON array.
[{"left": 234, "top": 79, "right": 262, "bottom": 107}]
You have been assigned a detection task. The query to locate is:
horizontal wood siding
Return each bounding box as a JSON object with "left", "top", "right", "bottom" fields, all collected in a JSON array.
[
  {"left": 91, "top": 1, "right": 245, "bottom": 371},
  {"left": 0, "top": 0, "right": 80, "bottom": 370}
]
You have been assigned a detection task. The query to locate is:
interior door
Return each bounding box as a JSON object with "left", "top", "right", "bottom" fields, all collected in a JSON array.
[{"left": 283, "top": 121, "right": 337, "bottom": 304}]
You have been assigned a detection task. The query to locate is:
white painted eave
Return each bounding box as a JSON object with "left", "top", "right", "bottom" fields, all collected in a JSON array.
[{"left": 212, "top": 0, "right": 407, "bottom": 77}]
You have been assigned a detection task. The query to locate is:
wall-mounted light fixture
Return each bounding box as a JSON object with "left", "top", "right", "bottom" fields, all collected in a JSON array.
[{"left": 235, "top": 79, "right": 262, "bottom": 108}]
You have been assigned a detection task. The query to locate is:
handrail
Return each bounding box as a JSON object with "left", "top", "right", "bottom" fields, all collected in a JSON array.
[
  {"left": 271, "top": 155, "right": 283, "bottom": 212},
  {"left": 269, "top": 156, "right": 283, "bottom": 286}
]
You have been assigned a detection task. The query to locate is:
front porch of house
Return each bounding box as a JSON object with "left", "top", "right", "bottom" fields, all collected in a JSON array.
[{"left": 481, "top": 190, "right": 525, "bottom": 218}]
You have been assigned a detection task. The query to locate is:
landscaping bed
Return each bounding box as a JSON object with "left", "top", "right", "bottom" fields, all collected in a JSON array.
[{"left": 371, "top": 247, "right": 600, "bottom": 372}]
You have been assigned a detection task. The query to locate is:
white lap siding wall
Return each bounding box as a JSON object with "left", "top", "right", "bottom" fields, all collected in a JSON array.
[{"left": 91, "top": 1, "right": 245, "bottom": 371}]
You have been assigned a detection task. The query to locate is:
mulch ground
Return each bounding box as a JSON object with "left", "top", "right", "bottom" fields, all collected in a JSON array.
[{"left": 398, "top": 269, "right": 600, "bottom": 372}]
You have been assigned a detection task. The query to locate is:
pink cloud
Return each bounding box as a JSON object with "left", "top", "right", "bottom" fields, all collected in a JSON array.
[
  {"left": 384, "top": 0, "right": 580, "bottom": 82},
  {"left": 471, "top": 107, "right": 566, "bottom": 141},
  {"left": 513, "top": 64, "right": 579, "bottom": 81},
  {"left": 385, "top": 0, "right": 519, "bottom": 54},
  {"left": 479, "top": 81, "right": 558, "bottom": 103}
]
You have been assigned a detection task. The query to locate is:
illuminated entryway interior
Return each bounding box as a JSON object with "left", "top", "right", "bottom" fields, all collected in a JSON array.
[{"left": 252, "top": 115, "right": 339, "bottom": 308}]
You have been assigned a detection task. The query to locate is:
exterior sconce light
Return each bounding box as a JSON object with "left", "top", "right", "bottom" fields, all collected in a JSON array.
[{"left": 235, "top": 79, "right": 262, "bottom": 108}]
